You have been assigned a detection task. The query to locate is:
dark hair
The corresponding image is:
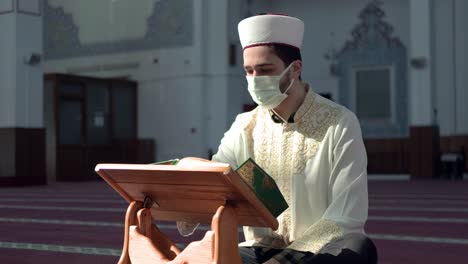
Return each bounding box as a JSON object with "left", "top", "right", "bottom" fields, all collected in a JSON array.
[
  {"left": 268, "top": 44, "right": 302, "bottom": 67},
  {"left": 268, "top": 44, "right": 302, "bottom": 79}
]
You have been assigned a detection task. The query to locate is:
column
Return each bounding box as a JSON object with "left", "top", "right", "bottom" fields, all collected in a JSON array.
[
  {"left": 409, "top": 0, "right": 433, "bottom": 126},
  {"left": 0, "top": 0, "right": 45, "bottom": 185},
  {"left": 454, "top": 0, "right": 468, "bottom": 134},
  {"left": 408, "top": 0, "right": 439, "bottom": 179},
  {"left": 203, "top": 0, "right": 230, "bottom": 156}
]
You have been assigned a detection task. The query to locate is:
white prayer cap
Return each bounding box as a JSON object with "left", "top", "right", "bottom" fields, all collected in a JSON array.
[{"left": 238, "top": 14, "right": 304, "bottom": 50}]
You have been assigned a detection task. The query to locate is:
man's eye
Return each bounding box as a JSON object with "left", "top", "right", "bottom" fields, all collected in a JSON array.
[{"left": 258, "top": 69, "right": 272, "bottom": 74}]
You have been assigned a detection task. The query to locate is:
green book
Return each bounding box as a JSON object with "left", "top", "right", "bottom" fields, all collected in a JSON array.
[
  {"left": 151, "top": 159, "right": 180, "bottom": 165},
  {"left": 236, "top": 158, "right": 288, "bottom": 218}
]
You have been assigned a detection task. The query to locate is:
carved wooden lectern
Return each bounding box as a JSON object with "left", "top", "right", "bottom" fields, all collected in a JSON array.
[{"left": 95, "top": 160, "right": 278, "bottom": 264}]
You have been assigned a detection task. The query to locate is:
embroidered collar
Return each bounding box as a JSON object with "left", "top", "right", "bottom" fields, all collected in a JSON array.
[
  {"left": 293, "top": 84, "right": 315, "bottom": 123},
  {"left": 264, "top": 83, "right": 316, "bottom": 124},
  {"left": 270, "top": 110, "right": 296, "bottom": 123}
]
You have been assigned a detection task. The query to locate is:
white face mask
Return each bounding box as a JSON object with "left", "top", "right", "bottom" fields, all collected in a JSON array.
[{"left": 246, "top": 64, "right": 295, "bottom": 109}]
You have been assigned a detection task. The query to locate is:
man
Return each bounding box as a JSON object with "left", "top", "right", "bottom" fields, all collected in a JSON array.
[{"left": 180, "top": 14, "right": 377, "bottom": 263}]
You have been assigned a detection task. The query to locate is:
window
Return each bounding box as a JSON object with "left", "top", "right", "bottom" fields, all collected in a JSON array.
[{"left": 352, "top": 66, "right": 394, "bottom": 123}]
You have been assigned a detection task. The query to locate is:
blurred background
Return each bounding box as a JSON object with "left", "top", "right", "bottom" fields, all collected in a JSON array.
[
  {"left": 1, "top": 0, "right": 467, "bottom": 183},
  {"left": 0, "top": 0, "right": 467, "bottom": 263}
]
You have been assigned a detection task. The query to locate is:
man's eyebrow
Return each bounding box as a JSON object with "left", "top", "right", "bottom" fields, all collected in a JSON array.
[
  {"left": 255, "top": 63, "right": 274, "bottom": 67},
  {"left": 244, "top": 63, "right": 275, "bottom": 69}
]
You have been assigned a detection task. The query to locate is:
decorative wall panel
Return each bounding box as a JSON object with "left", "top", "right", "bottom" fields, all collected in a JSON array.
[
  {"left": 337, "top": 1, "right": 408, "bottom": 138},
  {"left": 44, "top": 0, "right": 193, "bottom": 59}
]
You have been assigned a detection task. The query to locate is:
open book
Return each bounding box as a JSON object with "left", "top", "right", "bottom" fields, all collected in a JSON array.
[{"left": 153, "top": 157, "right": 288, "bottom": 218}]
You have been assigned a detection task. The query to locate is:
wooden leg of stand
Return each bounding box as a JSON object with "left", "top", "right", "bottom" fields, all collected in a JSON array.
[
  {"left": 150, "top": 224, "right": 181, "bottom": 259},
  {"left": 129, "top": 208, "right": 171, "bottom": 263},
  {"left": 129, "top": 226, "right": 170, "bottom": 263},
  {"left": 212, "top": 204, "right": 241, "bottom": 264},
  {"left": 118, "top": 201, "right": 142, "bottom": 264},
  {"left": 167, "top": 231, "right": 215, "bottom": 264},
  {"left": 167, "top": 204, "right": 241, "bottom": 264},
  {"left": 136, "top": 208, "right": 181, "bottom": 260},
  {"left": 137, "top": 208, "right": 152, "bottom": 237}
]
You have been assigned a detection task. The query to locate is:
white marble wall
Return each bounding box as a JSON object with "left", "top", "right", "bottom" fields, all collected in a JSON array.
[
  {"left": 433, "top": 0, "right": 455, "bottom": 134},
  {"left": 0, "top": 0, "right": 43, "bottom": 128},
  {"left": 433, "top": 0, "right": 468, "bottom": 135},
  {"left": 453, "top": 0, "right": 468, "bottom": 134},
  {"left": 41, "top": 0, "right": 468, "bottom": 162},
  {"left": 0, "top": 9, "right": 16, "bottom": 127},
  {"left": 409, "top": 0, "right": 433, "bottom": 126}
]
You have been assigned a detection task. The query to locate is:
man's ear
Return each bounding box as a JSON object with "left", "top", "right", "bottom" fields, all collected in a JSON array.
[{"left": 291, "top": 60, "right": 302, "bottom": 79}]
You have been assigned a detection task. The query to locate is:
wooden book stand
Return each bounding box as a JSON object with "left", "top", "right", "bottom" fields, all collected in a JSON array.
[{"left": 95, "top": 160, "right": 278, "bottom": 264}]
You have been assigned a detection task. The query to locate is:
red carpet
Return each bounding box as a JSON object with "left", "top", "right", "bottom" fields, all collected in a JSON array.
[{"left": 0, "top": 180, "right": 467, "bottom": 263}]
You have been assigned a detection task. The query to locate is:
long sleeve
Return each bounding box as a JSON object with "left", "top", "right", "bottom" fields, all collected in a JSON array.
[
  {"left": 211, "top": 123, "right": 239, "bottom": 167},
  {"left": 212, "top": 112, "right": 252, "bottom": 167},
  {"left": 287, "top": 112, "right": 368, "bottom": 254}
]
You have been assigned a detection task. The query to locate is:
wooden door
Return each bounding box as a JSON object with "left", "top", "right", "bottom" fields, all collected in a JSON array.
[{"left": 56, "top": 80, "right": 86, "bottom": 181}]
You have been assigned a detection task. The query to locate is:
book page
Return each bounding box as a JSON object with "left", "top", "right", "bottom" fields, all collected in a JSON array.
[{"left": 176, "top": 157, "right": 231, "bottom": 168}]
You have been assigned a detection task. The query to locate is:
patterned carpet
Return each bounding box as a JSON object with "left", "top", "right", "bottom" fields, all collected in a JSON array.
[{"left": 0, "top": 179, "right": 467, "bottom": 263}]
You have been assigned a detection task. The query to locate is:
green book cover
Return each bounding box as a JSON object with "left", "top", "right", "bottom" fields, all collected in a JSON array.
[
  {"left": 236, "top": 158, "right": 288, "bottom": 218},
  {"left": 151, "top": 159, "right": 180, "bottom": 165}
]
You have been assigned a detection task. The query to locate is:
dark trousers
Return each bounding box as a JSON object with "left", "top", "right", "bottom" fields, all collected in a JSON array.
[{"left": 239, "top": 234, "right": 377, "bottom": 264}]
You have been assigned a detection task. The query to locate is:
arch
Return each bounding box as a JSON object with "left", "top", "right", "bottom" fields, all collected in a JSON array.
[{"left": 337, "top": 1, "right": 407, "bottom": 137}]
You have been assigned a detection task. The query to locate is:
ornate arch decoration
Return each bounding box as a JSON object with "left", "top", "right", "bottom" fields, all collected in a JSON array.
[
  {"left": 43, "top": 0, "right": 193, "bottom": 60},
  {"left": 337, "top": 0, "right": 407, "bottom": 137}
]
